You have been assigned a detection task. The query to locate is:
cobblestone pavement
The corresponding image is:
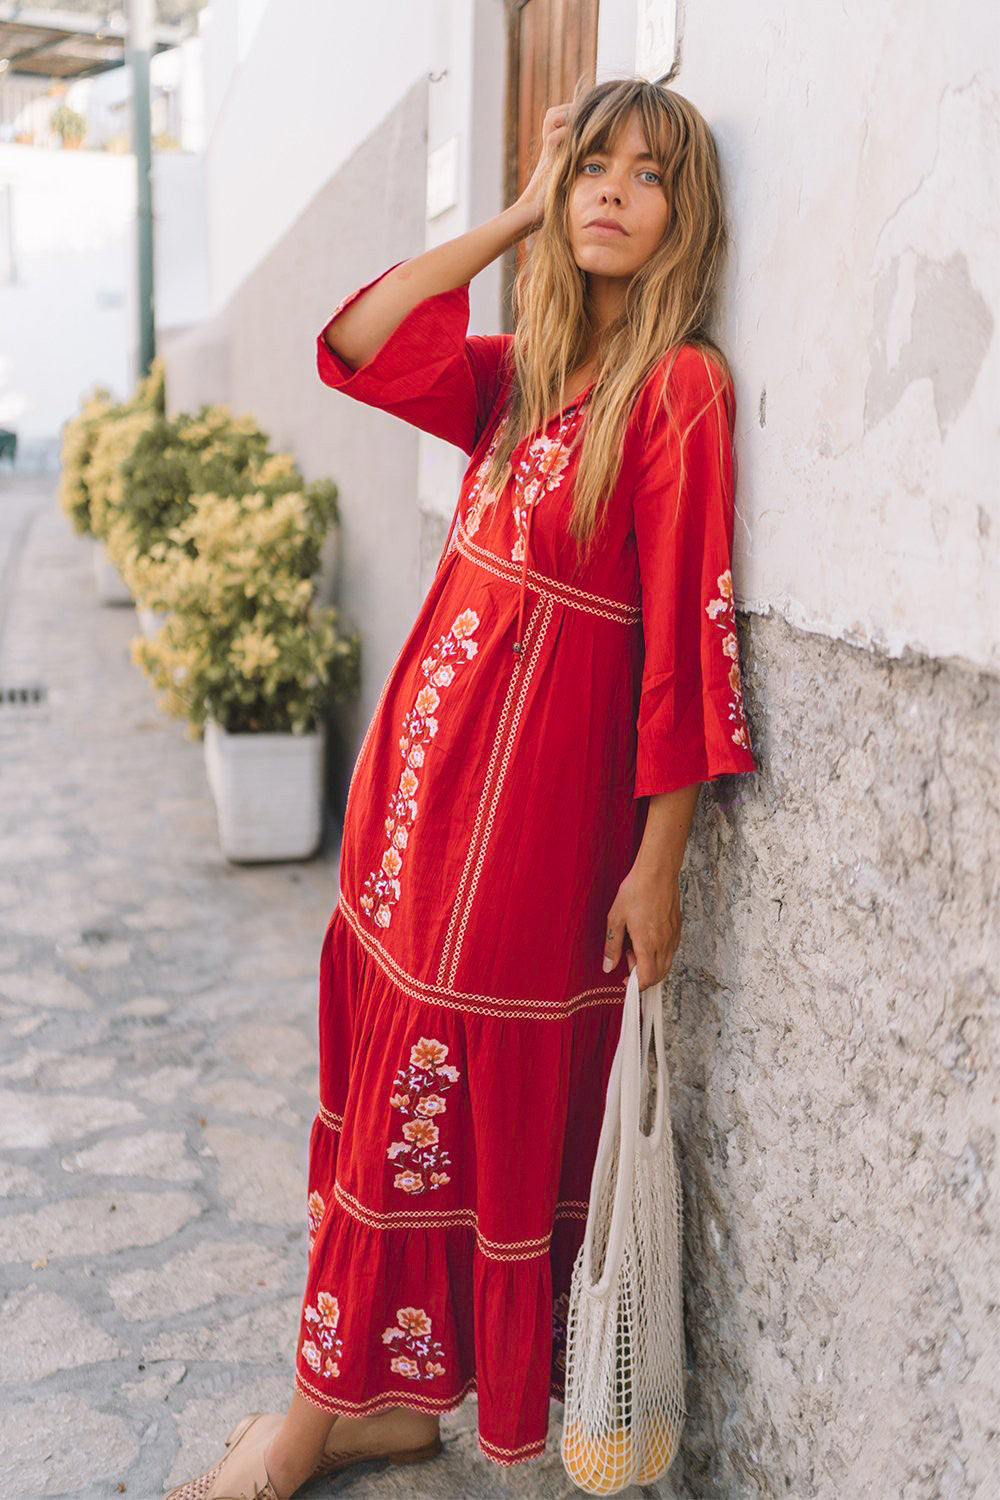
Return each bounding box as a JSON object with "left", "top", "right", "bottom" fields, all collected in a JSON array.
[{"left": 0, "top": 482, "right": 671, "bottom": 1500}]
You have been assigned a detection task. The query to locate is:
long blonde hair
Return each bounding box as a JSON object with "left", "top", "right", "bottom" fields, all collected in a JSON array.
[{"left": 482, "top": 77, "right": 733, "bottom": 568}]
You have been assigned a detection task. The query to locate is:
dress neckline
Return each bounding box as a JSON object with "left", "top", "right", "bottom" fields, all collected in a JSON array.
[{"left": 543, "top": 377, "right": 597, "bottom": 425}]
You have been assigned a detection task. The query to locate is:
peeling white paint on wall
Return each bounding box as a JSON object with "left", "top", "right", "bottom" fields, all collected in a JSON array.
[{"left": 667, "top": 1, "right": 998, "bottom": 673}]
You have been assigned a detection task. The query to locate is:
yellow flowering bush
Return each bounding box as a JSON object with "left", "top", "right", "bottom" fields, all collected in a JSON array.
[
  {"left": 87, "top": 408, "right": 161, "bottom": 540},
  {"left": 57, "top": 356, "right": 165, "bottom": 539},
  {"left": 130, "top": 482, "right": 359, "bottom": 736},
  {"left": 104, "top": 406, "right": 319, "bottom": 599},
  {"left": 57, "top": 386, "right": 115, "bottom": 536}
]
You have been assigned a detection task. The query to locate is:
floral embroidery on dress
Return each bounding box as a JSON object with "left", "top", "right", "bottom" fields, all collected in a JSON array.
[
  {"left": 307, "top": 1189, "right": 326, "bottom": 1254},
  {"left": 509, "top": 427, "right": 575, "bottom": 563},
  {"left": 705, "top": 568, "right": 751, "bottom": 749},
  {"left": 462, "top": 401, "right": 587, "bottom": 559},
  {"left": 359, "top": 610, "right": 481, "bottom": 929},
  {"left": 300, "top": 1289, "right": 343, "bottom": 1379},
  {"left": 382, "top": 1305, "right": 446, "bottom": 1380},
  {"left": 461, "top": 419, "right": 509, "bottom": 540},
  {"left": 387, "top": 1036, "right": 460, "bottom": 1194}
]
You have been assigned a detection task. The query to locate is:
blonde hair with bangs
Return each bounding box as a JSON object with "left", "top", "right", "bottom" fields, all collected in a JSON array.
[{"left": 481, "top": 77, "right": 734, "bottom": 567}]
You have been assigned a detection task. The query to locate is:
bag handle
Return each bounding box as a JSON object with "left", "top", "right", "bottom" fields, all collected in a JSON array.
[
  {"left": 637, "top": 966, "right": 668, "bottom": 1152},
  {"left": 580, "top": 965, "right": 655, "bottom": 1297}
]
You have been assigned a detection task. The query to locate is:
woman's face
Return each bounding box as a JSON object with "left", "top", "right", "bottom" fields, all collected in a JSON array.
[{"left": 566, "top": 110, "right": 670, "bottom": 278}]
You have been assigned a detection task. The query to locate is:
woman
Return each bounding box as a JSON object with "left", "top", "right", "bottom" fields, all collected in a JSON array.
[{"left": 167, "top": 76, "right": 757, "bottom": 1500}]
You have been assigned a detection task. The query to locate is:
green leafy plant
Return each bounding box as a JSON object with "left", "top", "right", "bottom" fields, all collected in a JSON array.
[
  {"left": 51, "top": 103, "right": 86, "bottom": 145},
  {"left": 105, "top": 405, "right": 311, "bottom": 574},
  {"left": 57, "top": 386, "right": 116, "bottom": 536},
  {"left": 58, "top": 358, "right": 166, "bottom": 540},
  {"left": 129, "top": 482, "right": 359, "bottom": 736},
  {"left": 88, "top": 408, "right": 162, "bottom": 541}
]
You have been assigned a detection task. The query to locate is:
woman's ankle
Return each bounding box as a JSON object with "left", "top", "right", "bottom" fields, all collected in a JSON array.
[
  {"left": 324, "top": 1405, "right": 439, "bottom": 1450},
  {"left": 263, "top": 1432, "right": 320, "bottom": 1497}
]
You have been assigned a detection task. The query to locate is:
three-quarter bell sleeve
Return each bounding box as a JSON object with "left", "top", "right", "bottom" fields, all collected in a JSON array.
[
  {"left": 316, "top": 259, "right": 509, "bottom": 456},
  {"left": 631, "top": 350, "right": 758, "bottom": 798}
]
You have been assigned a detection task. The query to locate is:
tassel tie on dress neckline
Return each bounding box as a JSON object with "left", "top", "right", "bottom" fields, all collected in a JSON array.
[{"left": 511, "top": 396, "right": 591, "bottom": 657}]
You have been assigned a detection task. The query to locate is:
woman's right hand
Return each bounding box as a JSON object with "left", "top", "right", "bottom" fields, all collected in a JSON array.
[{"left": 513, "top": 102, "right": 576, "bottom": 234}]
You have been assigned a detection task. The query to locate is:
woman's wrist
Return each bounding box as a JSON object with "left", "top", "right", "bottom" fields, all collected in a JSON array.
[
  {"left": 498, "top": 199, "right": 538, "bottom": 245},
  {"left": 634, "top": 785, "right": 700, "bottom": 881}
]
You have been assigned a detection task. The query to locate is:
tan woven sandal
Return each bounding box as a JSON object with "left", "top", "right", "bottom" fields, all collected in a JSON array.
[
  {"left": 167, "top": 1409, "right": 444, "bottom": 1499},
  {"left": 164, "top": 1412, "right": 283, "bottom": 1500},
  {"left": 225, "top": 1408, "right": 444, "bottom": 1481}
]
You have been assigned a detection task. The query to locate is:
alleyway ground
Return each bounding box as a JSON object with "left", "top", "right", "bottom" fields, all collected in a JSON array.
[{"left": 0, "top": 480, "right": 671, "bottom": 1500}]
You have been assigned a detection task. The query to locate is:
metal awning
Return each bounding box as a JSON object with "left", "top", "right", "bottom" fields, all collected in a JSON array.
[{"left": 0, "top": 5, "right": 184, "bottom": 80}]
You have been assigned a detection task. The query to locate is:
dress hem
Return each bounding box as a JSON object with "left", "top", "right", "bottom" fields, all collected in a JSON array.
[{"left": 294, "top": 1366, "right": 567, "bottom": 1468}]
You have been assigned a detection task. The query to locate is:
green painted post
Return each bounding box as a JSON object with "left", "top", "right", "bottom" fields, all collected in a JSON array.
[{"left": 126, "top": 0, "right": 155, "bottom": 379}]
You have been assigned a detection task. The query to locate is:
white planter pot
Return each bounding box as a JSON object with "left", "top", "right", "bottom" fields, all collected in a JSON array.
[
  {"left": 203, "top": 716, "right": 221, "bottom": 802},
  {"left": 203, "top": 718, "right": 326, "bottom": 863},
  {"left": 136, "top": 603, "right": 170, "bottom": 639},
  {"left": 92, "top": 539, "right": 133, "bottom": 605}
]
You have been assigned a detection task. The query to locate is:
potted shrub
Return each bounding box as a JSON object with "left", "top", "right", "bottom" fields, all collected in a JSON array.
[
  {"left": 130, "top": 482, "right": 359, "bottom": 863},
  {"left": 107, "top": 401, "right": 272, "bottom": 632},
  {"left": 88, "top": 408, "right": 160, "bottom": 602},
  {"left": 51, "top": 103, "right": 86, "bottom": 148},
  {"left": 58, "top": 383, "right": 136, "bottom": 601},
  {"left": 58, "top": 358, "right": 165, "bottom": 603},
  {"left": 58, "top": 385, "right": 115, "bottom": 536},
  {"left": 107, "top": 403, "right": 337, "bottom": 637}
]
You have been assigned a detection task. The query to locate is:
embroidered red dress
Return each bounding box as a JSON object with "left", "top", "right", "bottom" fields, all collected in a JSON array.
[{"left": 293, "top": 259, "right": 757, "bottom": 1467}]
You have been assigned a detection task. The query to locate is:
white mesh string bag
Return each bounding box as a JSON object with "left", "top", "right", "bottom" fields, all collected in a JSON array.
[{"left": 560, "top": 965, "right": 686, "bottom": 1493}]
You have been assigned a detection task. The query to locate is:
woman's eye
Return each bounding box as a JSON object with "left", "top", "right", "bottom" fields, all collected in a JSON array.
[{"left": 582, "top": 162, "right": 661, "bottom": 184}]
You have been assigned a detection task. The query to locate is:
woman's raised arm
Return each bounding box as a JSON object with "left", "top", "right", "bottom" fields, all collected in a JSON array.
[
  {"left": 323, "top": 99, "right": 574, "bottom": 368},
  {"left": 322, "top": 205, "right": 532, "bottom": 369}
]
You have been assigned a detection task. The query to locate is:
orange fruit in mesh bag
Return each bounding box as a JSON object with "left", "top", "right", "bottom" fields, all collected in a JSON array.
[
  {"left": 635, "top": 1413, "right": 681, "bottom": 1481},
  {"left": 562, "top": 1421, "right": 636, "bottom": 1493}
]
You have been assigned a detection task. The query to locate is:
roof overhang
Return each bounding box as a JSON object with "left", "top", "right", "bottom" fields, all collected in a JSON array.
[{"left": 0, "top": 5, "right": 185, "bottom": 81}]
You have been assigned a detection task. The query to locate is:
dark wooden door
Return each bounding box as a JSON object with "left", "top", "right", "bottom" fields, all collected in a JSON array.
[{"left": 502, "top": 0, "right": 600, "bottom": 328}]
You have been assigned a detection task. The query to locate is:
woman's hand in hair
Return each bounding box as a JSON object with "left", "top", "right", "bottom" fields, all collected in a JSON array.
[{"left": 514, "top": 102, "right": 575, "bottom": 233}]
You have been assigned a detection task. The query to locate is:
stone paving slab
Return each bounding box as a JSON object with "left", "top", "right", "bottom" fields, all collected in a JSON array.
[{"left": 0, "top": 480, "right": 674, "bottom": 1500}]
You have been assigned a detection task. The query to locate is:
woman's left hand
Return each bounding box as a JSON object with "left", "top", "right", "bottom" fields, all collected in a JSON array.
[{"left": 602, "top": 861, "right": 682, "bottom": 990}]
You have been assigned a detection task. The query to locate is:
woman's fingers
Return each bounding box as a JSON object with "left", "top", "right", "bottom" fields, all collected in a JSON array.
[
  {"left": 516, "top": 103, "right": 574, "bottom": 229},
  {"left": 603, "top": 910, "right": 626, "bottom": 972},
  {"left": 543, "top": 101, "right": 574, "bottom": 132},
  {"left": 540, "top": 103, "right": 572, "bottom": 157},
  {"left": 629, "top": 939, "right": 673, "bottom": 990},
  {"left": 604, "top": 894, "right": 679, "bottom": 987},
  {"left": 605, "top": 919, "right": 655, "bottom": 986}
]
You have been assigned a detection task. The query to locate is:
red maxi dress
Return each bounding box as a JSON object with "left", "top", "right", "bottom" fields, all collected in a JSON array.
[{"left": 293, "top": 259, "right": 758, "bottom": 1468}]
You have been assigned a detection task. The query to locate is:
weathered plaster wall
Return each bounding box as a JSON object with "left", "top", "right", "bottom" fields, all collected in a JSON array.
[
  {"left": 670, "top": 1, "right": 998, "bottom": 674},
  {"left": 662, "top": 609, "right": 998, "bottom": 1498}
]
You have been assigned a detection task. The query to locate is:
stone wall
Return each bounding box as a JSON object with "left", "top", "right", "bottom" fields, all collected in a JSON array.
[{"left": 663, "top": 608, "right": 997, "bottom": 1498}]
